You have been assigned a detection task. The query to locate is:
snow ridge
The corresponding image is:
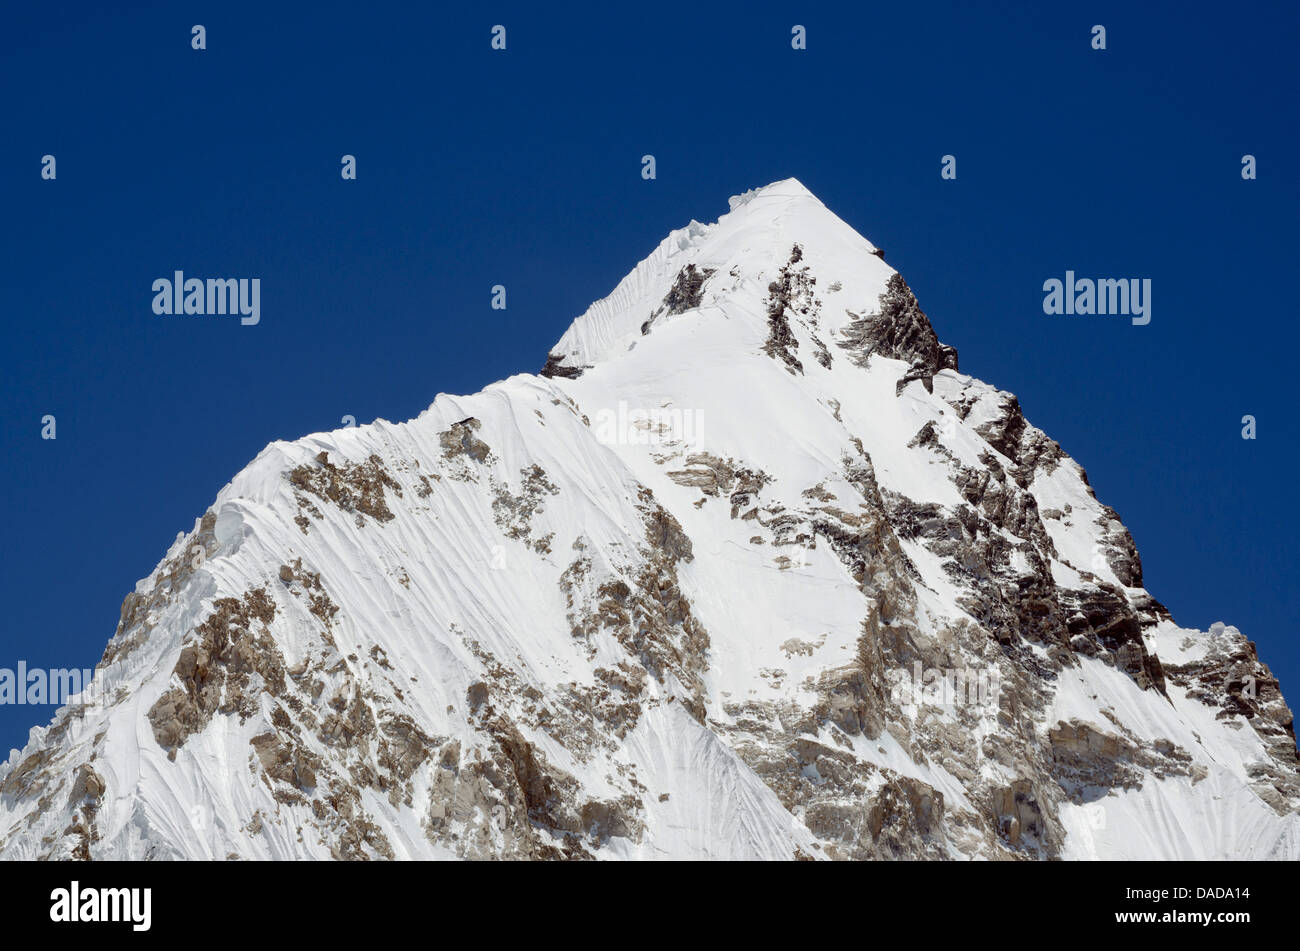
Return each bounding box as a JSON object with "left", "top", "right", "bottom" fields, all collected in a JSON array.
[{"left": 1, "top": 179, "right": 1295, "bottom": 861}]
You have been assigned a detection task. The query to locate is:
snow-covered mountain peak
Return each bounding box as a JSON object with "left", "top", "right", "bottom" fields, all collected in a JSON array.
[
  {"left": 728, "top": 174, "right": 809, "bottom": 202},
  {"left": 1, "top": 181, "right": 1296, "bottom": 861},
  {"left": 543, "top": 178, "right": 890, "bottom": 378}
]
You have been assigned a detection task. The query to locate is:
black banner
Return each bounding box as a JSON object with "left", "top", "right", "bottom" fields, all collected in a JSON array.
[{"left": 0, "top": 860, "right": 1278, "bottom": 939}]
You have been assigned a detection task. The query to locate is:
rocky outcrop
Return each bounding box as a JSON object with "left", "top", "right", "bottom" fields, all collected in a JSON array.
[
  {"left": 641, "top": 263, "right": 716, "bottom": 334},
  {"left": 539, "top": 353, "right": 586, "bottom": 379},
  {"left": 146, "top": 588, "right": 283, "bottom": 755},
  {"left": 289, "top": 453, "right": 401, "bottom": 529},
  {"left": 1162, "top": 624, "right": 1300, "bottom": 813},
  {"left": 839, "top": 273, "right": 958, "bottom": 389},
  {"left": 763, "top": 245, "right": 817, "bottom": 375},
  {"left": 993, "top": 779, "right": 1055, "bottom": 854}
]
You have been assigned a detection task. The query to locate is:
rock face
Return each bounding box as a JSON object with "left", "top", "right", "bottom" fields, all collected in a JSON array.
[
  {"left": 1, "top": 178, "right": 1296, "bottom": 861},
  {"left": 642, "top": 263, "right": 717, "bottom": 336},
  {"left": 841, "top": 272, "right": 958, "bottom": 393}
]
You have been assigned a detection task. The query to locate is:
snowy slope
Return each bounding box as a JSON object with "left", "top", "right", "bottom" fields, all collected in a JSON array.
[{"left": 2, "top": 179, "right": 1296, "bottom": 860}]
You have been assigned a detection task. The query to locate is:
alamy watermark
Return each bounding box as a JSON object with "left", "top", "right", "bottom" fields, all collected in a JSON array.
[
  {"left": 152, "top": 271, "right": 260, "bottom": 325},
  {"left": 886, "top": 662, "right": 1001, "bottom": 711},
  {"left": 0, "top": 663, "right": 103, "bottom": 710},
  {"left": 592, "top": 400, "right": 703, "bottom": 446},
  {"left": 1042, "top": 271, "right": 1150, "bottom": 326},
  {"left": 50, "top": 881, "right": 151, "bottom": 932}
]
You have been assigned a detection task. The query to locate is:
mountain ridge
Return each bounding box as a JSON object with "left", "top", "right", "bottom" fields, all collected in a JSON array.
[{"left": 2, "top": 179, "right": 1296, "bottom": 860}]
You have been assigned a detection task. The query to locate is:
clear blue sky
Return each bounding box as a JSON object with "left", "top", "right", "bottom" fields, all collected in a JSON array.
[{"left": 2, "top": 1, "right": 1297, "bottom": 754}]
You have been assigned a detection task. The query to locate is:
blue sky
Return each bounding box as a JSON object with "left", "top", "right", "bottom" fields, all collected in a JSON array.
[{"left": 2, "top": 0, "right": 1297, "bottom": 754}]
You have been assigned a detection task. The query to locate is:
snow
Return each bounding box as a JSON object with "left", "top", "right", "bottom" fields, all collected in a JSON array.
[{"left": 1, "top": 177, "right": 1294, "bottom": 861}]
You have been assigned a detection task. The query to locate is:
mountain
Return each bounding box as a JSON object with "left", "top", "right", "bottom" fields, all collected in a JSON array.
[{"left": 2, "top": 178, "right": 1296, "bottom": 860}]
